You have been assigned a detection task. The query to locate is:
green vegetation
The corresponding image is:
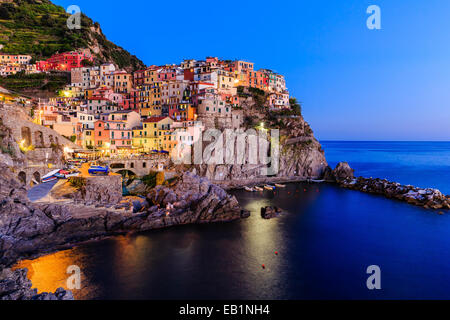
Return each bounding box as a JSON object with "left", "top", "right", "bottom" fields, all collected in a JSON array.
[
  {"left": 0, "top": 145, "right": 14, "bottom": 157},
  {"left": 68, "top": 176, "right": 86, "bottom": 189},
  {"left": 0, "top": 71, "right": 69, "bottom": 93},
  {"left": 0, "top": 0, "right": 145, "bottom": 71},
  {"left": 289, "top": 98, "right": 302, "bottom": 115},
  {"left": 141, "top": 171, "right": 158, "bottom": 189},
  {"left": 165, "top": 176, "right": 179, "bottom": 186},
  {"left": 63, "top": 135, "right": 77, "bottom": 143}
]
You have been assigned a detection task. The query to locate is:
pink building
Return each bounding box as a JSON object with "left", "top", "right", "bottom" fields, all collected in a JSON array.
[{"left": 37, "top": 49, "right": 94, "bottom": 72}]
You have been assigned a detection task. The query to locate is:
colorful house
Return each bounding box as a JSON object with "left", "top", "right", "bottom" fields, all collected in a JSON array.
[{"left": 37, "top": 49, "right": 94, "bottom": 71}]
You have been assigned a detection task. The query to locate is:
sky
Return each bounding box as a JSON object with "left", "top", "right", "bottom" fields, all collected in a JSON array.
[{"left": 53, "top": 0, "right": 450, "bottom": 141}]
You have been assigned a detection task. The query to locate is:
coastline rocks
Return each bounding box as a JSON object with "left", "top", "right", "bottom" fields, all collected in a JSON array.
[
  {"left": 331, "top": 162, "right": 355, "bottom": 183},
  {"left": 145, "top": 172, "right": 245, "bottom": 225},
  {"left": 240, "top": 210, "right": 251, "bottom": 219},
  {"left": 0, "top": 268, "right": 73, "bottom": 300},
  {"left": 261, "top": 206, "right": 283, "bottom": 219},
  {"left": 0, "top": 164, "right": 246, "bottom": 275},
  {"left": 72, "top": 175, "right": 122, "bottom": 206},
  {"left": 340, "top": 177, "right": 450, "bottom": 211},
  {"left": 190, "top": 103, "right": 329, "bottom": 186}
]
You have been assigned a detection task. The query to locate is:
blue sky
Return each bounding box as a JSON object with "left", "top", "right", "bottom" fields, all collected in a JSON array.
[{"left": 53, "top": 0, "right": 450, "bottom": 141}]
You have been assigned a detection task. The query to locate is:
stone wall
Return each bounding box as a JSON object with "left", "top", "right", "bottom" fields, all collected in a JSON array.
[
  {"left": 0, "top": 103, "right": 78, "bottom": 187},
  {"left": 0, "top": 103, "right": 77, "bottom": 151},
  {"left": 72, "top": 175, "right": 123, "bottom": 205}
]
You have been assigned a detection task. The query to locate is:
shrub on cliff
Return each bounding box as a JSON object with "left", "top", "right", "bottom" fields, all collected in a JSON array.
[
  {"left": 289, "top": 98, "right": 302, "bottom": 115},
  {"left": 68, "top": 176, "right": 86, "bottom": 189},
  {"left": 141, "top": 171, "right": 158, "bottom": 188}
]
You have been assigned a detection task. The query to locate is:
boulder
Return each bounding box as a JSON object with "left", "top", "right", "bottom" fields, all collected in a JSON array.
[
  {"left": 261, "top": 206, "right": 282, "bottom": 219},
  {"left": 332, "top": 162, "right": 355, "bottom": 183},
  {"left": 0, "top": 268, "right": 73, "bottom": 300}
]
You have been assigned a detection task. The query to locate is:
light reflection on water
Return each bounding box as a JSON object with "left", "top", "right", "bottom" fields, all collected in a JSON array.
[
  {"left": 11, "top": 142, "right": 450, "bottom": 299},
  {"left": 12, "top": 182, "right": 450, "bottom": 300}
]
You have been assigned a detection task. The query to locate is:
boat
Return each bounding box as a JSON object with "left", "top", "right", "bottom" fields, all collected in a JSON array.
[
  {"left": 275, "top": 184, "right": 286, "bottom": 188},
  {"left": 244, "top": 187, "right": 255, "bottom": 192},
  {"left": 264, "top": 185, "right": 276, "bottom": 191},
  {"left": 310, "top": 179, "right": 325, "bottom": 183},
  {"left": 65, "top": 172, "right": 80, "bottom": 178},
  {"left": 42, "top": 176, "right": 58, "bottom": 183},
  {"left": 254, "top": 186, "right": 264, "bottom": 191},
  {"left": 41, "top": 169, "right": 60, "bottom": 180}
]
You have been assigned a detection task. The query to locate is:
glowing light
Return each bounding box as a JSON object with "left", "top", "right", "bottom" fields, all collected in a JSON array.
[{"left": 63, "top": 146, "right": 73, "bottom": 154}]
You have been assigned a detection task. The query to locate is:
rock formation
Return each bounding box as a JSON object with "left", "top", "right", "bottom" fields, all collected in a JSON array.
[
  {"left": 0, "top": 102, "right": 77, "bottom": 188},
  {"left": 71, "top": 175, "right": 123, "bottom": 206},
  {"left": 0, "top": 268, "right": 73, "bottom": 300},
  {"left": 339, "top": 176, "right": 450, "bottom": 210},
  {"left": 325, "top": 162, "right": 449, "bottom": 211},
  {"left": 192, "top": 94, "right": 328, "bottom": 187},
  {"left": 331, "top": 162, "right": 355, "bottom": 183},
  {"left": 261, "top": 206, "right": 283, "bottom": 219},
  {"left": 0, "top": 164, "right": 245, "bottom": 274}
]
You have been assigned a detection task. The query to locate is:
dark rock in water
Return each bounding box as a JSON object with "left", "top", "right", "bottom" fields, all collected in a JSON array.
[
  {"left": 322, "top": 166, "right": 335, "bottom": 182},
  {"left": 332, "top": 162, "right": 355, "bottom": 183},
  {"left": 261, "top": 206, "right": 282, "bottom": 219},
  {"left": 339, "top": 176, "right": 450, "bottom": 211},
  {"left": 0, "top": 268, "right": 73, "bottom": 300},
  {"left": 240, "top": 210, "right": 251, "bottom": 219},
  {"left": 32, "top": 287, "right": 74, "bottom": 301}
]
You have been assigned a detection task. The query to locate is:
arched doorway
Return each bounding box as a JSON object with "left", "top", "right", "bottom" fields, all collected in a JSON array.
[
  {"left": 18, "top": 171, "right": 26, "bottom": 185},
  {"left": 111, "top": 163, "right": 126, "bottom": 169},
  {"left": 33, "top": 172, "right": 41, "bottom": 184},
  {"left": 117, "top": 170, "right": 137, "bottom": 187},
  {"left": 35, "top": 131, "right": 44, "bottom": 148}
]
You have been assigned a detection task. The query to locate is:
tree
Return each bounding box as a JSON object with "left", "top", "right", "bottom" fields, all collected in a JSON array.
[
  {"left": 289, "top": 98, "right": 302, "bottom": 115},
  {"left": 81, "top": 59, "right": 94, "bottom": 67}
]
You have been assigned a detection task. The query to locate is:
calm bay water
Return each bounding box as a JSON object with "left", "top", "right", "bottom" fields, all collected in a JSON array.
[{"left": 15, "top": 141, "right": 450, "bottom": 299}]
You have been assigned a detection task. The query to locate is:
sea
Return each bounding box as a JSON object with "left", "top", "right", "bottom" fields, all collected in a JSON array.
[{"left": 14, "top": 141, "right": 450, "bottom": 299}]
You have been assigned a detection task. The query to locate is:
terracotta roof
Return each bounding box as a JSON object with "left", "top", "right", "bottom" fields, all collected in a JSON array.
[{"left": 143, "top": 116, "right": 171, "bottom": 123}]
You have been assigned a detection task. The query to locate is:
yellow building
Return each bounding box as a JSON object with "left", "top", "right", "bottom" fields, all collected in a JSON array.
[
  {"left": 140, "top": 116, "right": 174, "bottom": 151},
  {"left": 81, "top": 129, "right": 95, "bottom": 148},
  {"left": 139, "top": 82, "right": 162, "bottom": 116},
  {"left": 144, "top": 67, "right": 159, "bottom": 84},
  {"left": 217, "top": 70, "right": 235, "bottom": 91},
  {"left": 158, "top": 130, "right": 177, "bottom": 152}
]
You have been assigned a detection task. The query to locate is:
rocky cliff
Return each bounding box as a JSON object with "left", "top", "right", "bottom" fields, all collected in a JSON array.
[
  {"left": 193, "top": 90, "right": 328, "bottom": 187},
  {"left": 0, "top": 102, "right": 77, "bottom": 189},
  {"left": 0, "top": 161, "right": 245, "bottom": 266}
]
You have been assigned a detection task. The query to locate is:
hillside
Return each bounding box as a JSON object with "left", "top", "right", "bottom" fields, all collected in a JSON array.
[
  {"left": 0, "top": 71, "right": 69, "bottom": 98},
  {"left": 0, "top": 0, "right": 145, "bottom": 71}
]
